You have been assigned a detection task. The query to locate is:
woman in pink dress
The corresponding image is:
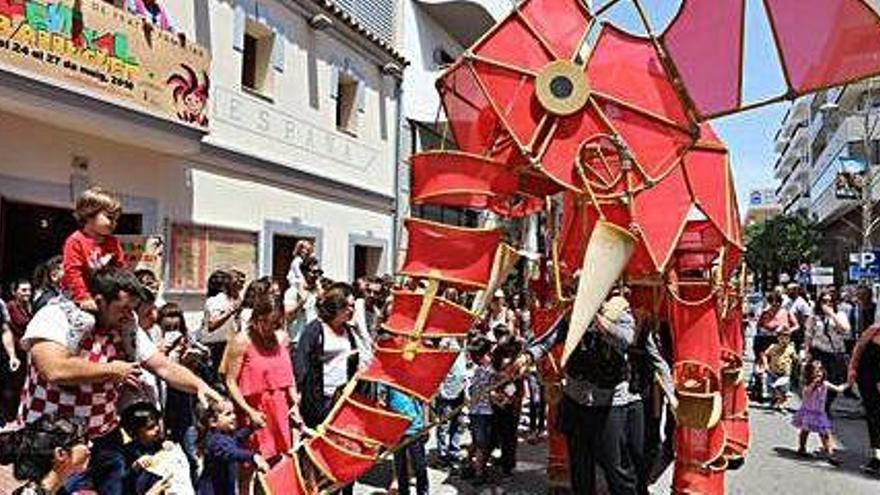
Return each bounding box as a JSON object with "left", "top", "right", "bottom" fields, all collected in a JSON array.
[{"left": 226, "top": 277, "right": 301, "bottom": 494}]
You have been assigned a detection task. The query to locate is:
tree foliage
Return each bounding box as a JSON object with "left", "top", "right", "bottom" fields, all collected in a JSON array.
[{"left": 744, "top": 212, "right": 822, "bottom": 290}]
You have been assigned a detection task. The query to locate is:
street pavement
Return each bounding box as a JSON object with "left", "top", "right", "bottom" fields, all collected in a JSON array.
[
  {"left": 0, "top": 396, "right": 876, "bottom": 494},
  {"left": 351, "top": 395, "right": 879, "bottom": 495}
]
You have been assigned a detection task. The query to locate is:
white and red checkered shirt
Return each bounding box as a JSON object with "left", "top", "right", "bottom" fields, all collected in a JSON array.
[
  {"left": 18, "top": 300, "right": 156, "bottom": 439},
  {"left": 20, "top": 331, "right": 124, "bottom": 438}
]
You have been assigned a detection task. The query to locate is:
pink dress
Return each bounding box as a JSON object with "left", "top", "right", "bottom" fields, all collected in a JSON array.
[{"left": 237, "top": 340, "right": 295, "bottom": 458}]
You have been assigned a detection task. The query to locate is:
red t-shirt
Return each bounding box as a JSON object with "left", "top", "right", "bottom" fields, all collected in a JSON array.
[{"left": 61, "top": 230, "right": 125, "bottom": 302}]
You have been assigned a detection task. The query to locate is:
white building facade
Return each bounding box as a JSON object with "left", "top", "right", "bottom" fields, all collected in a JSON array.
[
  {"left": 395, "top": 0, "right": 509, "bottom": 257},
  {"left": 0, "top": 0, "right": 403, "bottom": 309}
]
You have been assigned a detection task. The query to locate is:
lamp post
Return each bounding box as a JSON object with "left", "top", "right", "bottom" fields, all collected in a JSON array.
[{"left": 820, "top": 81, "right": 880, "bottom": 263}]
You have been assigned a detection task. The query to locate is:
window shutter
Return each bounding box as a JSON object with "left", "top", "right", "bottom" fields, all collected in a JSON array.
[
  {"left": 356, "top": 78, "right": 366, "bottom": 113},
  {"left": 271, "top": 26, "right": 285, "bottom": 72},
  {"left": 233, "top": 5, "right": 246, "bottom": 52},
  {"left": 329, "top": 63, "right": 340, "bottom": 100}
]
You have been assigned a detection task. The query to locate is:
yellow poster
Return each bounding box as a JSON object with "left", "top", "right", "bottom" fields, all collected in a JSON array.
[{"left": 0, "top": 0, "right": 211, "bottom": 128}]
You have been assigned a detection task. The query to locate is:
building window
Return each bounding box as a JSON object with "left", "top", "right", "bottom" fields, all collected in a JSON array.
[
  {"left": 433, "top": 48, "right": 455, "bottom": 68},
  {"left": 336, "top": 72, "right": 360, "bottom": 134},
  {"left": 241, "top": 21, "right": 275, "bottom": 98}
]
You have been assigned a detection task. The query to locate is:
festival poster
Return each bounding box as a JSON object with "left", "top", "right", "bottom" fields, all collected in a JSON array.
[
  {"left": 117, "top": 234, "right": 164, "bottom": 279},
  {"left": 169, "top": 224, "right": 258, "bottom": 292},
  {"left": 0, "top": 0, "right": 210, "bottom": 128}
]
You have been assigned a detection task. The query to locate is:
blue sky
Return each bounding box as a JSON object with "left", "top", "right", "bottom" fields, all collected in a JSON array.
[{"left": 599, "top": 0, "right": 788, "bottom": 213}]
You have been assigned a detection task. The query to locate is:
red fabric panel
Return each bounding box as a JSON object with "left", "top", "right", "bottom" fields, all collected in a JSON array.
[
  {"left": 661, "top": 0, "right": 745, "bottom": 118},
  {"left": 722, "top": 380, "right": 749, "bottom": 419},
  {"left": 588, "top": 25, "right": 691, "bottom": 128},
  {"left": 326, "top": 393, "right": 411, "bottom": 449},
  {"left": 265, "top": 455, "right": 305, "bottom": 495},
  {"left": 539, "top": 106, "right": 609, "bottom": 191},
  {"left": 519, "top": 170, "right": 564, "bottom": 198},
  {"left": 473, "top": 11, "right": 553, "bottom": 73},
  {"left": 720, "top": 305, "right": 744, "bottom": 357},
  {"left": 669, "top": 296, "right": 720, "bottom": 371},
  {"left": 439, "top": 63, "right": 520, "bottom": 160},
  {"left": 470, "top": 60, "right": 541, "bottom": 151},
  {"left": 304, "top": 436, "right": 377, "bottom": 484},
  {"left": 401, "top": 219, "right": 501, "bottom": 288},
  {"left": 632, "top": 165, "right": 692, "bottom": 271},
  {"left": 490, "top": 194, "right": 545, "bottom": 218},
  {"left": 361, "top": 342, "right": 460, "bottom": 402},
  {"left": 684, "top": 143, "right": 738, "bottom": 248},
  {"left": 723, "top": 416, "right": 750, "bottom": 455},
  {"left": 531, "top": 305, "right": 569, "bottom": 341},
  {"left": 594, "top": 100, "right": 692, "bottom": 193},
  {"left": 675, "top": 423, "right": 726, "bottom": 466},
  {"left": 765, "top": 0, "right": 880, "bottom": 93},
  {"left": 519, "top": 0, "right": 591, "bottom": 60},
  {"left": 383, "top": 291, "right": 477, "bottom": 338},
  {"left": 559, "top": 193, "right": 590, "bottom": 277},
  {"left": 409, "top": 152, "right": 518, "bottom": 210},
  {"left": 672, "top": 461, "right": 726, "bottom": 495}
]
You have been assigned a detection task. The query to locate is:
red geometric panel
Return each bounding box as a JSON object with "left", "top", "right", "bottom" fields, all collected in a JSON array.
[
  {"left": 401, "top": 219, "right": 501, "bottom": 289},
  {"left": 531, "top": 305, "right": 569, "bottom": 341},
  {"left": 675, "top": 423, "right": 726, "bottom": 466},
  {"left": 668, "top": 295, "right": 721, "bottom": 370},
  {"left": 304, "top": 435, "right": 377, "bottom": 485},
  {"left": 672, "top": 461, "right": 726, "bottom": 495},
  {"left": 765, "top": 0, "right": 880, "bottom": 93},
  {"left": 409, "top": 151, "right": 519, "bottom": 210},
  {"left": 360, "top": 340, "right": 460, "bottom": 402},
  {"left": 518, "top": 0, "right": 592, "bottom": 60},
  {"left": 325, "top": 393, "right": 411, "bottom": 449},
  {"left": 383, "top": 290, "right": 477, "bottom": 338},
  {"left": 661, "top": 0, "right": 745, "bottom": 118},
  {"left": 588, "top": 24, "right": 691, "bottom": 128},
  {"left": 438, "top": 63, "right": 512, "bottom": 159},
  {"left": 265, "top": 455, "right": 306, "bottom": 495},
  {"left": 469, "top": 60, "right": 542, "bottom": 151},
  {"left": 683, "top": 130, "right": 740, "bottom": 249},
  {"left": 631, "top": 165, "right": 692, "bottom": 271}
]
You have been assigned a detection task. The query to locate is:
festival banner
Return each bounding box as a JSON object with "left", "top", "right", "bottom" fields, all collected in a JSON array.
[
  {"left": 0, "top": 0, "right": 210, "bottom": 128},
  {"left": 117, "top": 234, "right": 164, "bottom": 279}
]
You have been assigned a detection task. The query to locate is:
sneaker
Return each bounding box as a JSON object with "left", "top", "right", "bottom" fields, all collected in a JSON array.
[
  {"left": 860, "top": 458, "right": 880, "bottom": 475},
  {"left": 795, "top": 448, "right": 811, "bottom": 459}
]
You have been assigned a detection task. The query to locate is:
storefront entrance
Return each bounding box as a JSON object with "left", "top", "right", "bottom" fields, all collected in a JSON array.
[
  {"left": 0, "top": 200, "right": 142, "bottom": 286},
  {"left": 272, "top": 234, "right": 316, "bottom": 291}
]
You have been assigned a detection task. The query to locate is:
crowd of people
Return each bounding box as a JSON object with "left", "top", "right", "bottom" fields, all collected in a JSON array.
[
  {"left": 0, "top": 185, "right": 878, "bottom": 495},
  {"left": 750, "top": 283, "right": 880, "bottom": 473},
  {"left": 0, "top": 185, "right": 687, "bottom": 495}
]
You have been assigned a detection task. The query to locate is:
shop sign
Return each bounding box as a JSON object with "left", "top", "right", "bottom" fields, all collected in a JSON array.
[
  {"left": 118, "top": 234, "right": 164, "bottom": 279},
  {"left": 0, "top": 0, "right": 210, "bottom": 128},
  {"left": 809, "top": 266, "right": 834, "bottom": 286},
  {"left": 212, "top": 86, "right": 380, "bottom": 173}
]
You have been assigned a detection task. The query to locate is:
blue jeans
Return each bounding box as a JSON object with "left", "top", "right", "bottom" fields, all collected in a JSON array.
[
  {"left": 394, "top": 436, "right": 429, "bottom": 495},
  {"left": 65, "top": 428, "right": 127, "bottom": 495},
  {"left": 434, "top": 394, "right": 463, "bottom": 461}
]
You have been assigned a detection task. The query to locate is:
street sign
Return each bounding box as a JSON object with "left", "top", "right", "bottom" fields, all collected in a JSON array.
[
  {"left": 810, "top": 266, "right": 835, "bottom": 286},
  {"left": 850, "top": 264, "right": 862, "bottom": 282},
  {"left": 849, "top": 251, "right": 880, "bottom": 280}
]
